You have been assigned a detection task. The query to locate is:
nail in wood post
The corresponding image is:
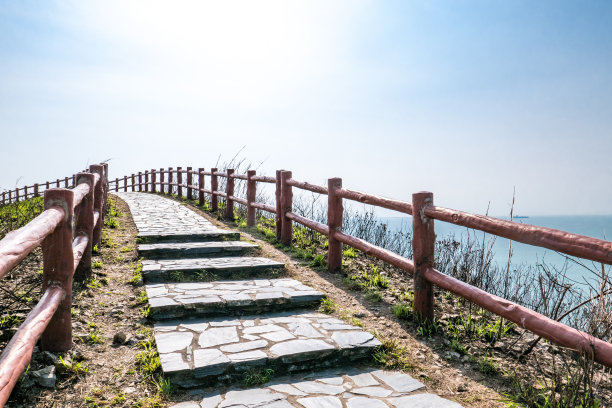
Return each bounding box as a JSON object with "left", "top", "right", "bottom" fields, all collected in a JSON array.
[
  {"left": 186, "top": 166, "right": 193, "bottom": 200},
  {"left": 138, "top": 172, "right": 142, "bottom": 191},
  {"left": 74, "top": 173, "right": 95, "bottom": 282},
  {"left": 198, "top": 168, "right": 205, "bottom": 206},
  {"left": 40, "top": 188, "right": 74, "bottom": 351},
  {"left": 90, "top": 165, "right": 104, "bottom": 248},
  {"left": 168, "top": 167, "right": 174, "bottom": 195},
  {"left": 123, "top": 176, "right": 127, "bottom": 192},
  {"left": 280, "top": 171, "right": 293, "bottom": 246},
  {"left": 144, "top": 170, "right": 149, "bottom": 192},
  {"left": 211, "top": 167, "right": 218, "bottom": 211},
  {"left": 412, "top": 191, "right": 435, "bottom": 322},
  {"left": 177, "top": 167, "right": 183, "bottom": 197},
  {"left": 327, "top": 177, "right": 343, "bottom": 272},
  {"left": 131, "top": 174, "right": 135, "bottom": 192},
  {"left": 159, "top": 168, "right": 165, "bottom": 194},
  {"left": 246, "top": 170, "right": 256, "bottom": 227},
  {"left": 151, "top": 169, "right": 156, "bottom": 193},
  {"left": 275, "top": 170, "right": 282, "bottom": 240},
  {"left": 225, "top": 169, "right": 235, "bottom": 220}
]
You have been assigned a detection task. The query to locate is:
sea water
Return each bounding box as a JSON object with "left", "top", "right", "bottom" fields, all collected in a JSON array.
[{"left": 378, "top": 215, "right": 612, "bottom": 288}]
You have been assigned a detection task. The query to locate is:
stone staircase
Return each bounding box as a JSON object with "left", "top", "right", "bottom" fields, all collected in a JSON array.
[{"left": 116, "top": 192, "right": 464, "bottom": 408}]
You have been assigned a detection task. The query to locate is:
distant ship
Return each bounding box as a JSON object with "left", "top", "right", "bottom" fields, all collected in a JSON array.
[{"left": 514, "top": 215, "right": 529, "bottom": 219}]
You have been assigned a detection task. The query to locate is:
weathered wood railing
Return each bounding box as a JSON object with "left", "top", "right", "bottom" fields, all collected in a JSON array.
[
  {"left": 0, "top": 164, "right": 108, "bottom": 406},
  {"left": 110, "top": 166, "right": 612, "bottom": 368},
  {"left": 0, "top": 170, "right": 94, "bottom": 206}
]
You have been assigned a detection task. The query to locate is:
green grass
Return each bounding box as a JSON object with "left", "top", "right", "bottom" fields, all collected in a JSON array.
[
  {"left": 243, "top": 368, "right": 274, "bottom": 386},
  {"left": 57, "top": 355, "right": 89, "bottom": 376},
  {"left": 319, "top": 297, "right": 338, "bottom": 314},
  {"left": 393, "top": 302, "right": 413, "bottom": 320}
]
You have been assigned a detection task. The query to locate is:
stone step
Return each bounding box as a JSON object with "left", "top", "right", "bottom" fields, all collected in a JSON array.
[
  {"left": 147, "top": 279, "right": 325, "bottom": 320},
  {"left": 137, "top": 230, "right": 240, "bottom": 244},
  {"left": 138, "top": 241, "right": 259, "bottom": 259},
  {"left": 169, "top": 367, "right": 464, "bottom": 408},
  {"left": 142, "top": 257, "right": 285, "bottom": 283},
  {"left": 155, "top": 311, "right": 382, "bottom": 388}
]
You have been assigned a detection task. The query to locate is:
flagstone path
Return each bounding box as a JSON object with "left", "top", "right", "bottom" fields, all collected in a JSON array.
[{"left": 116, "top": 192, "right": 464, "bottom": 408}]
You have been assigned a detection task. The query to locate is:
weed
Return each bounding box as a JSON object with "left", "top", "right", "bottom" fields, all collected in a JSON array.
[
  {"left": 243, "top": 368, "right": 274, "bottom": 386},
  {"left": 0, "top": 314, "right": 23, "bottom": 330},
  {"left": 477, "top": 356, "right": 497, "bottom": 374},
  {"left": 120, "top": 246, "right": 133, "bottom": 253},
  {"left": 92, "top": 260, "right": 104, "bottom": 270},
  {"left": 137, "top": 290, "right": 148, "bottom": 305},
  {"left": 57, "top": 355, "right": 89, "bottom": 376},
  {"left": 319, "top": 297, "right": 337, "bottom": 314},
  {"left": 450, "top": 339, "right": 467, "bottom": 355},
  {"left": 373, "top": 339, "right": 412, "bottom": 371},
  {"left": 310, "top": 254, "right": 325, "bottom": 268},
  {"left": 393, "top": 303, "right": 413, "bottom": 320},
  {"left": 343, "top": 247, "right": 357, "bottom": 258},
  {"left": 136, "top": 341, "right": 161, "bottom": 374},
  {"left": 365, "top": 290, "right": 382, "bottom": 302},
  {"left": 152, "top": 376, "right": 173, "bottom": 396},
  {"left": 416, "top": 320, "right": 439, "bottom": 337},
  {"left": 92, "top": 244, "right": 100, "bottom": 254}
]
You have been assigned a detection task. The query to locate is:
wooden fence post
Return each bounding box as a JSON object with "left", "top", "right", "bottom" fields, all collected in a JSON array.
[
  {"left": 159, "top": 168, "right": 165, "bottom": 194},
  {"left": 15, "top": 188, "right": 19, "bottom": 202},
  {"left": 34, "top": 183, "right": 39, "bottom": 198},
  {"left": 9, "top": 190, "right": 12, "bottom": 203},
  {"left": 72, "top": 174, "right": 76, "bottom": 187},
  {"left": 198, "top": 168, "right": 205, "bottom": 206},
  {"left": 275, "top": 170, "right": 282, "bottom": 240},
  {"left": 90, "top": 165, "right": 105, "bottom": 249},
  {"left": 186, "top": 166, "right": 193, "bottom": 200},
  {"left": 211, "top": 167, "right": 218, "bottom": 211},
  {"left": 225, "top": 169, "right": 235, "bottom": 220},
  {"left": 123, "top": 176, "right": 127, "bottom": 192},
  {"left": 64, "top": 177, "right": 68, "bottom": 188},
  {"left": 327, "top": 177, "right": 343, "bottom": 272},
  {"left": 412, "top": 191, "right": 435, "bottom": 322},
  {"left": 177, "top": 167, "right": 183, "bottom": 197},
  {"left": 144, "top": 170, "right": 149, "bottom": 192},
  {"left": 56, "top": 179, "right": 60, "bottom": 188},
  {"left": 40, "top": 188, "right": 74, "bottom": 351},
  {"left": 115, "top": 178, "right": 118, "bottom": 192},
  {"left": 280, "top": 171, "right": 293, "bottom": 246},
  {"left": 151, "top": 169, "right": 157, "bottom": 193},
  {"left": 130, "top": 174, "right": 135, "bottom": 192},
  {"left": 168, "top": 167, "right": 174, "bottom": 195},
  {"left": 24, "top": 186, "right": 28, "bottom": 200},
  {"left": 247, "top": 170, "right": 256, "bottom": 227},
  {"left": 138, "top": 172, "right": 142, "bottom": 191},
  {"left": 74, "top": 173, "right": 95, "bottom": 282}
]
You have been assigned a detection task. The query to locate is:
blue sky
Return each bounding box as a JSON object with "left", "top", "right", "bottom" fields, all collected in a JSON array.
[{"left": 1, "top": 1, "right": 611, "bottom": 216}]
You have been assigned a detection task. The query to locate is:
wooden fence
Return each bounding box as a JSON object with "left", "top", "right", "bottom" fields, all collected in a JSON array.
[
  {"left": 0, "top": 164, "right": 108, "bottom": 406},
  {"left": 0, "top": 171, "right": 92, "bottom": 205},
  {"left": 111, "top": 166, "right": 612, "bottom": 368}
]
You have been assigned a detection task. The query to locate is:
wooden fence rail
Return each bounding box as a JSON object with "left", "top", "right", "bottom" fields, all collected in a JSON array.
[
  {"left": 0, "top": 172, "right": 91, "bottom": 206},
  {"left": 106, "top": 166, "right": 612, "bottom": 368},
  {"left": 0, "top": 164, "right": 108, "bottom": 406}
]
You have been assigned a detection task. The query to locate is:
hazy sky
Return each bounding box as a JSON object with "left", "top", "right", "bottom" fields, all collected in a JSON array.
[{"left": 1, "top": 1, "right": 611, "bottom": 216}]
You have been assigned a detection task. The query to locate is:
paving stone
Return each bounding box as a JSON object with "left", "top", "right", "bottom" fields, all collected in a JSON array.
[
  {"left": 293, "top": 381, "right": 344, "bottom": 395},
  {"left": 348, "top": 372, "right": 379, "bottom": 387},
  {"left": 372, "top": 370, "right": 425, "bottom": 394},
  {"left": 347, "top": 397, "right": 389, "bottom": 408},
  {"left": 155, "top": 312, "right": 380, "bottom": 386},
  {"left": 156, "top": 332, "right": 194, "bottom": 353},
  {"left": 219, "top": 389, "right": 287, "bottom": 408},
  {"left": 116, "top": 192, "right": 239, "bottom": 243},
  {"left": 147, "top": 279, "right": 324, "bottom": 320},
  {"left": 138, "top": 241, "right": 258, "bottom": 259},
  {"left": 297, "top": 396, "right": 342, "bottom": 408},
  {"left": 351, "top": 386, "right": 392, "bottom": 397},
  {"left": 389, "top": 394, "right": 463, "bottom": 408},
  {"left": 141, "top": 257, "right": 284, "bottom": 283}
]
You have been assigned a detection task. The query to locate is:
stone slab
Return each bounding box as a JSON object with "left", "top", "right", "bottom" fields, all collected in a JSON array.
[
  {"left": 116, "top": 192, "right": 239, "bottom": 243},
  {"left": 147, "top": 279, "right": 325, "bottom": 320},
  {"left": 142, "top": 257, "right": 285, "bottom": 283},
  {"left": 168, "top": 368, "right": 464, "bottom": 407},
  {"left": 155, "top": 311, "right": 381, "bottom": 387},
  {"left": 138, "top": 241, "right": 259, "bottom": 259}
]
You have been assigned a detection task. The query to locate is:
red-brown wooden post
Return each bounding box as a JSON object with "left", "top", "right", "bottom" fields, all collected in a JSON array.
[
  {"left": 327, "top": 177, "right": 343, "bottom": 272},
  {"left": 168, "top": 167, "right": 174, "bottom": 195},
  {"left": 123, "top": 176, "right": 127, "bottom": 192},
  {"left": 34, "top": 183, "right": 39, "bottom": 197},
  {"left": 101, "top": 163, "right": 109, "bottom": 218},
  {"left": 177, "top": 167, "right": 183, "bottom": 197},
  {"left": 275, "top": 170, "right": 282, "bottom": 240},
  {"left": 186, "top": 166, "right": 193, "bottom": 200},
  {"left": 56, "top": 179, "right": 60, "bottom": 188},
  {"left": 280, "top": 171, "right": 293, "bottom": 246},
  {"left": 72, "top": 174, "right": 76, "bottom": 187},
  {"left": 8, "top": 190, "right": 12, "bottom": 203},
  {"left": 211, "top": 167, "right": 218, "bottom": 211},
  {"left": 131, "top": 174, "right": 135, "bottom": 192},
  {"left": 412, "top": 191, "right": 435, "bottom": 322},
  {"left": 151, "top": 169, "right": 157, "bottom": 193},
  {"left": 115, "top": 178, "right": 119, "bottom": 192},
  {"left": 246, "top": 170, "right": 256, "bottom": 227},
  {"left": 63, "top": 177, "right": 68, "bottom": 188},
  {"left": 24, "top": 186, "right": 28, "bottom": 200},
  {"left": 74, "top": 173, "right": 95, "bottom": 282},
  {"left": 15, "top": 188, "right": 20, "bottom": 202},
  {"left": 225, "top": 169, "right": 235, "bottom": 220},
  {"left": 198, "top": 168, "right": 205, "bottom": 206},
  {"left": 159, "top": 168, "right": 165, "bottom": 194},
  {"left": 90, "top": 165, "right": 104, "bottom": 248},
  {"left": 144, "top": 170, "right": 149, "bottom": 192},
  {"left": 40, "top": 188, "right": 74, "bottom": 351},
  {"left": 138, "top": 172, "right": 142, "bottom": 191}
]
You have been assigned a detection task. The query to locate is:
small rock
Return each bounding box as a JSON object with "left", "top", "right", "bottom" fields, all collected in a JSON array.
[
  {"left": 135, "top": 333, "right": 146, "bottom": 341},
  {"left": 353, "top": 312, "right": 365, "bottom": 318},
  {"left": 71, "top": 350, "right": 86, "bottom": 361},
  {"left": 113, "top": 332, "right": 128, "bottom": 345},
  {"left": 32, "top": 366, "right": 56, "bottom": 388},
  {"left": 123, "top": 386, "right": 137, "bottom": 394},
  {"left": 457, "top": 383, "right": 468, "bottom": 392},
  {"left": 41, "top": 351, "right": 58, "bottom": 365}
]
